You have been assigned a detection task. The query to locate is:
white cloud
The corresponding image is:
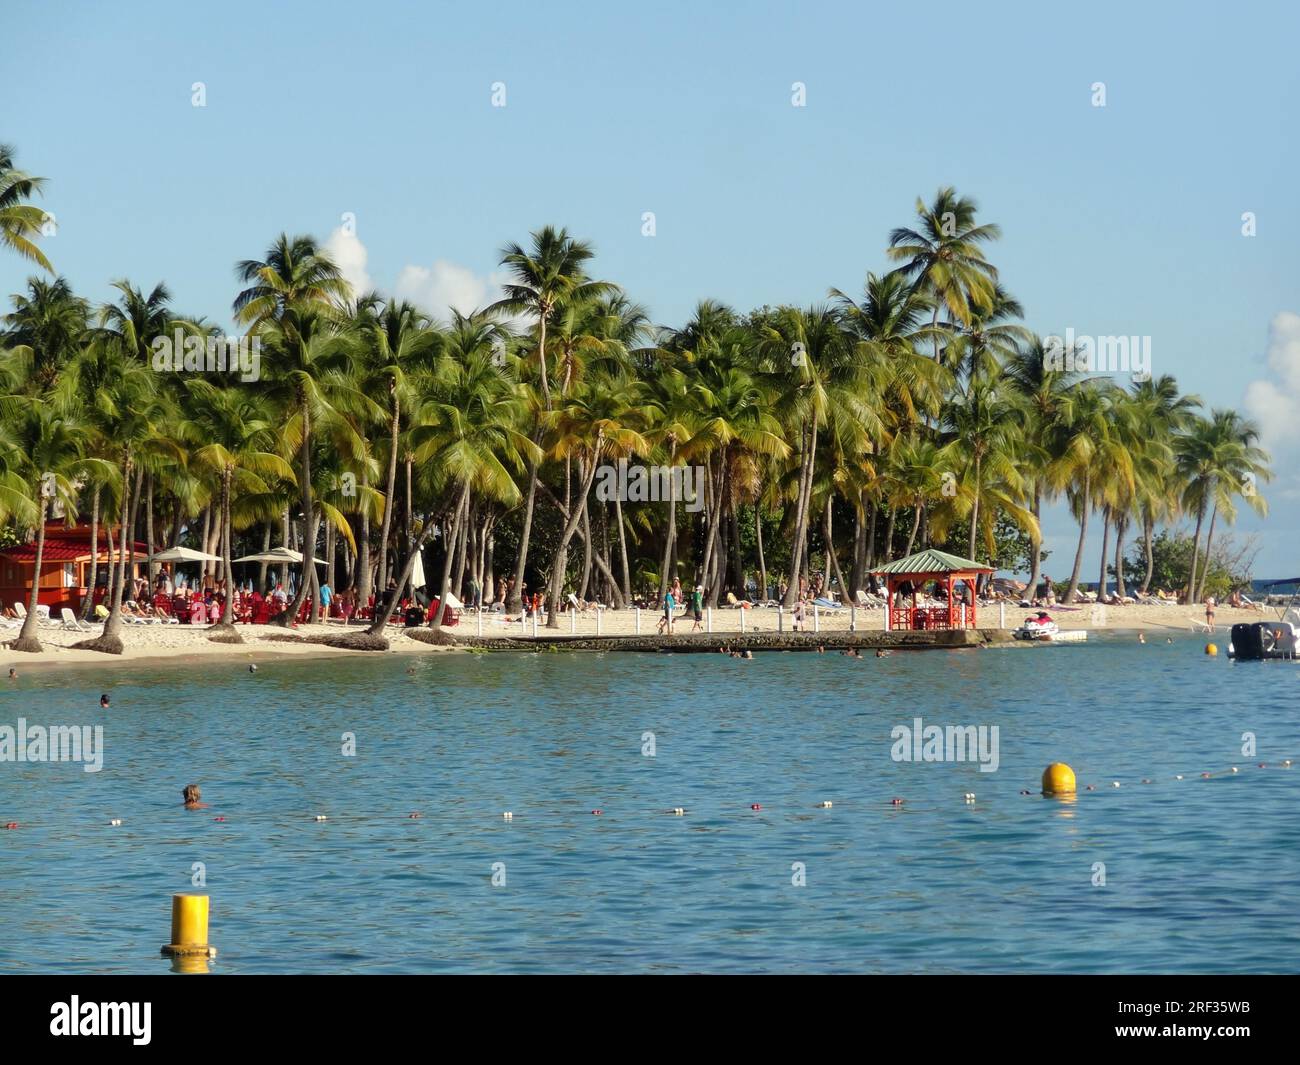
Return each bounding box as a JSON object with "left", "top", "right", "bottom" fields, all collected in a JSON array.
[
  {"left": 1243, "top": 311, "right": 1300, "bottom": 452},
  {"left": 393, "top": 260, "right": 505, "bottom": 322},
  {"left": 323, "top": 225, "right": 373, "bottom": 300}
]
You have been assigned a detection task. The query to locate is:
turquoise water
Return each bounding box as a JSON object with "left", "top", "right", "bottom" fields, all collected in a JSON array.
[{"left": 2, "top": 634, "right": 1298, "bottom": 974}]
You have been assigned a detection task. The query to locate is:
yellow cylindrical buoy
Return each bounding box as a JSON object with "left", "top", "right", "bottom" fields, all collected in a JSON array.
[
  {"left": 1205, "top": 643, "right": 1218, "bottom": 656},
  {"left": 1042, "top": 762, "right": 1077, "bottom": 796},
  {"left": 161, "top": 893, "right": 217, "bottom": 958}
]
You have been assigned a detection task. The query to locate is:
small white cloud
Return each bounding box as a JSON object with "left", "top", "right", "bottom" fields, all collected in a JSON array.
[
  {"left": 394, "top": 261, "right": 505, "bottom": 322},
  {"left": 323, "top": 226, "right": 373, "bottom": 300},
  {"left": 1244, "top": 311, "right": 1300, "bottom": 451}
]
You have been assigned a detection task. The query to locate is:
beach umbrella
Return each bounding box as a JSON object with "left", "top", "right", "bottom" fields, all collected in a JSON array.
[
  {"left": 151, "top": 546, "right": 223, "bottom": 563},
  {"left": 234, "top": 547, "right": 327, "bottom": 566},
  {"left": 411, "top": 550, "right": 426, "bottom": 591}
]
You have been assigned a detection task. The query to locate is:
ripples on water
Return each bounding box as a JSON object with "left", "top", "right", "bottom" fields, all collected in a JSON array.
[{"left": 1, "top": 633, "right": 1298, "bottom": 973}]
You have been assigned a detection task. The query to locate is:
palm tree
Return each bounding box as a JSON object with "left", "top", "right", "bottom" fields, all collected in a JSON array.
[
  {"left": 178, "top": 381, "right": 296, "bottom": 637},
  {"left": 886, "top": 187, "right": 1000, "bottom": 360},
  {"left": 369, "top": 311, "right": 535, "bottom": 635},
  {"left": 1005, "top": 336, "right": 1083, "bottom": 601},
  {"left": 488, "top": 226, "right": 615, "bottom": 613},
  {"left": 351, "top": 296, "right": 439, "bottom": 608},
  {"left": 0, "top": 144, "right": 53, "bottom": 271},
  {"left": 235, "top": 237, "right": 351, "bottom": 622},
  {"left": 3, "top": 277, "right": 89, "bottom": 390},
  {"left": 4, "top": 402, "right": 110, "bottom": 652}
]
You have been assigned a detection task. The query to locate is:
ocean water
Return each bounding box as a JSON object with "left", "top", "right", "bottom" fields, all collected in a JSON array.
[{"left": 1, "top": 633, "right": 1298, "bottom": 974}]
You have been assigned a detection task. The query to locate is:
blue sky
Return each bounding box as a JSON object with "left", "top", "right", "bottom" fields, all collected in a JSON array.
[{"left": 4, "top": 0, "right": 1298, "bottom": 577}]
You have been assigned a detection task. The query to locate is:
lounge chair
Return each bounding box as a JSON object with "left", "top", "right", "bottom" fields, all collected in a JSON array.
[{"left": 60, "top": 608, "right": 93, "bottom": 633}]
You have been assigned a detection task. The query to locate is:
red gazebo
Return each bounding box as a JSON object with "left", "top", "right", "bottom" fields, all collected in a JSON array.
[{"left": 873, "top": 549, "right": 994, "bottom": 631}]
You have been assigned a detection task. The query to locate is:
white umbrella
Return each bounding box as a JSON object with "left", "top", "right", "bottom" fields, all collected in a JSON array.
[
  {"left": 151, "top": 546, "right": 223, "bottom": 563},
  {"left": 411, "top": 550, "right": 426, "bottom": 591},
  {"left": 234, "top": 547, "right": 327, "bottom": 566}
]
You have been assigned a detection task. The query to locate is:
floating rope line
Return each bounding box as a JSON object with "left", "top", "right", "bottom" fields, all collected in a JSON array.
[{"left": 1, "top": 760, "right": 1294, "bottom": 833}]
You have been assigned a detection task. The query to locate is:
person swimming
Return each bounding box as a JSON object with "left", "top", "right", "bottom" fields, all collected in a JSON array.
[
  {"left": 7, "top": 668, "right": 15, "bottom": 680},
  {"left": 182, "top": 784, "right": 208, "bottom": 810},
  {"left": 99, "top": 693, "right": 110, "bottom": 708}
]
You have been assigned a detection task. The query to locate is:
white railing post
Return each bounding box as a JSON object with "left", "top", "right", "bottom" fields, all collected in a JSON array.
[
  {"left": 532, "top": 613, "right": 538, "bottom": 638},
  {"left": 740, "top": 608, "right": 746, "bottom": 634},
  {"left": 596, "top": 609, "right": 602, "bottom": 636},
  {"left": 706, "top": 606, "right": 713, "bottom": 634},
  {"left": 999, "top": 602, "right": 1005, "bottom": 629},
  {"left": 635, "top": 607, "right": 641, "bottom": 635},
  {"left": 778, "top": 605, "right": 784, "bottom": 633},
  {"left": 813, "top": 603, "right": 820, "bottom": 633},
  {"left": 571, "top": 610, "right": 576, "bottom": 634}
]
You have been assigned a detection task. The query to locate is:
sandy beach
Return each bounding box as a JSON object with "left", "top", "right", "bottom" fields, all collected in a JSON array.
[{"left": 1, "top": 600, "right": 1265, "bottom": 671}]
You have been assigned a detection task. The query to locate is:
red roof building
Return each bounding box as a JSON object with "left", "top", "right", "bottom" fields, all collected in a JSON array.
[{"left": 0, "top": 523, "right": 149, "bottom": 615}]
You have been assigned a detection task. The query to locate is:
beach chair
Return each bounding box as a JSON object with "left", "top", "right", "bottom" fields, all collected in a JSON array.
[
  {"left": 567, "top": 593, "right": 590, "bottom": 615},
  {"left": 28, "top": 604, "right": 59, "bottom": 628},
  {"left": 60, "top": 608, "right": 93, "bottom": 633}
]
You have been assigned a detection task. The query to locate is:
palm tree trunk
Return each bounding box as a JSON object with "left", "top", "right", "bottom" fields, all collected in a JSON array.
[
  {"left": 967, "top": 455, "right": 982, "bottom": 560},
  {"left": 79, "top": 485, "right": 100, "bottom": 621},
  {"left": 783, "top": 420, "right": 818, "bottom": 606},
  {"left": 510, "top": 459, "right": 539, "bottom": 614},
  {"left": 1139, "top": 515, "right": 1155, "bottom": 596},
  {"left": 614, "top": 494, "right": 632, "bottom": 604},
  {"left": 376, "top": 388, "right": 401, "bottom": 592},
  {"left": 1024, "top": 485, "right": 1042, "bottom": 605},
  {"left": 1114, "top": 515, "right": 1127, "bottom": 600},
  {"left": 284, "top": 391, "right": 315, "bottom": 625},
  {"left": 545, "top": 450, "right": 602, "bottom": 627},
  {"left": 755, "top": 502, "right": 768, "bottom": 602},
  {"left": 145, "top": 474, "right": 156, "bottom": 585},
  {"left": 824, "top": 496, "right": 851, "bottom": 604},
  {"left": 1195, "top": 503, "right": 1219, "bottom": 603},
  {"left": 428, "top": 484, "right": 471, "bottom": 632},
  {"left": 1063, "top": 478, "right": 1090, "bottom": 604},
  {"left": 14, "top": 498, "right": 49, "bottom": 650},
  {"left": 356, "top": 469, "right": 371, "bottom": 610},
  {"left": 257, "top": 523, "right": 271, "bottom": 592},
  {"left": 1185, "top": 505, "right": 1206, "bottom": 604},
  {"left": 659, "top": 442, "right": 678, "bottom": 598},
  {"left": 905, "top": 503, "right": 922, "bottom": 556},
  {"left": 1097, "top": 508, "right": 1110, "bottom": 600}
]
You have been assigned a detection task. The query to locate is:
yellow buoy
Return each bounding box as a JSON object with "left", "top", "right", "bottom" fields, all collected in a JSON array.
[
  {"left": 161, "top": 893, "right": 217, "bottom": 958},
  {"left": 1042, "top": 762, "right": 1077, "bottom": 796},
  {"left": 1205, "top": 643, "right": 1218, "bottom": 656}
]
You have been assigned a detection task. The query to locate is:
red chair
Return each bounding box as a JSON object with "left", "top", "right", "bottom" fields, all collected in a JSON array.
[{"left": 153, "top": 594, "right": 173, "bottom": 619}]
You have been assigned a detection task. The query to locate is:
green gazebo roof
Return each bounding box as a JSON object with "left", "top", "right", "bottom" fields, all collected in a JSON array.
[{"left": 872, "top": 549, "right": 993, "bottom": 575}]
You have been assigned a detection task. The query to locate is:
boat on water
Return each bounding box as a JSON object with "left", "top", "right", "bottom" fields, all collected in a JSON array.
[
  {"left": 1228, "top": 578, "right": 1300, "bottom": 660},
  {"left": 1011, "top": 613, "right": 1087, "bottom": 643}
]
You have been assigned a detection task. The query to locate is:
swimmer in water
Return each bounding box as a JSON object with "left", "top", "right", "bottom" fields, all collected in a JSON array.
[
  {"left": 7, "top": 668, "right": 15, "bottom": 679},
  {"left": 1138, "top": 632, "right": 1146, "bottom": 644},
  {"left": 876, "top": 649, "right": 891, "bottom": 658},
  {"left": 742, "top": 649, "right": 753, "bottom": 659},
  {"left": 99, "top": 693, "right": 110, "bottom": 708},
  {"left": 182, "top": 784, "right": 208, "bottom": 810}
]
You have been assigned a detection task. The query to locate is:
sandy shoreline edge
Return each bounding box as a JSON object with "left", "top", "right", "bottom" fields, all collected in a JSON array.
[{"left": 1, "top": 602, "right": 1260, "bottom": 674}]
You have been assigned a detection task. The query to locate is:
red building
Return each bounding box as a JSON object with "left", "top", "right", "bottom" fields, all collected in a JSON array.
[{"left": 0, "top": 523, "right": 148, "bottom": 616}]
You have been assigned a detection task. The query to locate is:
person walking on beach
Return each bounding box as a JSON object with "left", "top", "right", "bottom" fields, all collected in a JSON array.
[
  {"left": 658, "top": 587, "right": 676, "bottom": 635},
  {"left": 1205, "top": 595, "right": 1216, "bottom": 633},
  {"left": 690, "top": 585, "right": 704, "bottom": 631},
  {"left": 317, "top": 580, "right": 333, "bottom": 623}
]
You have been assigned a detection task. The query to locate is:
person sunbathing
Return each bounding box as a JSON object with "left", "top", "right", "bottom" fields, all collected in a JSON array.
[{"left": 182, "top": 784, "right": 209, "bottom": 810}]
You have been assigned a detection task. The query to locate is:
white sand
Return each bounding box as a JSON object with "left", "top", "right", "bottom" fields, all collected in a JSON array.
[{"left": 1, "top": 601, "right": 1259, "bottom": 672}]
